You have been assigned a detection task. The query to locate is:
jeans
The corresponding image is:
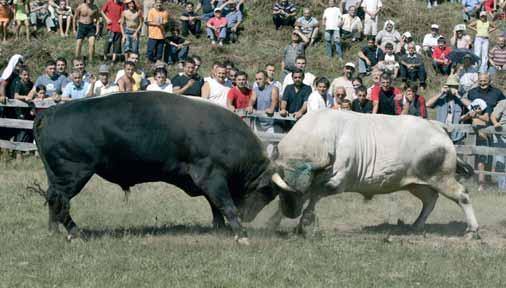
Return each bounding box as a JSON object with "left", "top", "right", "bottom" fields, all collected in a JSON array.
[
  {"left": 181, "top": 20, "right": 201, "bottom": 37},
  {"left": 201, "top": 12, "right": 214, "bottom": 22},
  {"left": 324, "top": 29, "right": 342, "bottom": 58},
  {"left": 206, "top": 27, "right": 226, "bottom": 41},
  {"left": 399, "top": 64, "right": 427, "bottom": 85},
  {"left": 164, "top": 45, "right": 189, "bottom": 64},
  {"left": 146, "top": 38, "right": 164, "bottom": 62},
  {"left": 123, "top": 28, "right": 139, "bottom": 54},
  {"left": 474, "top": 36, "right": 489, "bottom": 73},
  {"left": 29, "top": 13, "right": 55, "bottom": 30},
  {"left": 432, "top": 61, "right": 452, "bottom": 75},
  {"left": 104, "top": 30, "right": 122, "bottom": 56},
  {"left": 358, "top": 58, "right": 370, "bottom": 74}
]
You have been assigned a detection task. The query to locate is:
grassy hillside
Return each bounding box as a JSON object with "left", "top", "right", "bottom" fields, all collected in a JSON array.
[{"left": 3, "top": 0, "right": 505, "bottom": 97}]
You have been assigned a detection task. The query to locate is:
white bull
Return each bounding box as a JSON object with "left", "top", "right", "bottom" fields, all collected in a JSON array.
[{"left": 271, "top": 110, "right": 479, "bottom": 236}]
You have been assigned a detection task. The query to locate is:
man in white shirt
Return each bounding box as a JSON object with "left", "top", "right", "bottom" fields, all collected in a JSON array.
[
  {"left": 322, "top": 0, "right": 343, "bottom": 60},
  {"left": 88, "top": 64, "right": 118, "bottom": 97},
  {"left": 281, "top": 56, "right": 316, "bottom": 94},
  {"left": 361, "top": 0, "right": 382, "bottom": 37},
  {"left": 422, "top": 24, "right": 441, "bottom": 57},
  {"left": 341, "top": 5, "right": 363, "bottom": 42}
]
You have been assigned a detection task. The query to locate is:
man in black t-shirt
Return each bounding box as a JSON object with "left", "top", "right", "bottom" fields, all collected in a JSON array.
[
  {"left": 280, "top": 69, "right": 311, "bottom": 120},
  {"left": 357, "top": 36, "right": 384, "bottom": 76},
  {"left": 180, "top": 2, "right": 202, "bottom": 37},
  {"left": 164, "top": 27, "right": 190, "bottom": 65},
  {"left": 351, "top": 86, "right": 373, "bottom": 113},
  {"left": 172, "top": 59, "right": 204, "bottom": 96}
]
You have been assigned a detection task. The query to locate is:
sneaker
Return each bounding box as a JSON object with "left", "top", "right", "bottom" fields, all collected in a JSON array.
[
  {"left": 211, "top": 40, "right": 216, "bottom": 45},
  {"left": 218, "top": 41, "right": 224, "bottom": 46}
]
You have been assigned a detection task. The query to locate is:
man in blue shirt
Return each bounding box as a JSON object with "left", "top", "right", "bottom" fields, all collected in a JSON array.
[
  {"left": 62, "top": 70, "right": 91, "bottom": 100},
  {"left": 225, "top": 1, "right": 242, "bottom": 43},
  {"left": 29, "top": 60, "right": 67, "bottom": 99},
  {"left": 462, "top": 0, "right": 482, "bottom": 22}
]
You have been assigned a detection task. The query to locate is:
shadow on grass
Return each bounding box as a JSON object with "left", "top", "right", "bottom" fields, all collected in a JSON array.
[
  {"left": 79, "top": 224, "right": 290, "bottom": 241},
  {"left": 362, "top": 221, "right": 467, "bottom": 237}
]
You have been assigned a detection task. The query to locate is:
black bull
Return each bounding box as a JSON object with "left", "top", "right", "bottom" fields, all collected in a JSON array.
[{"left": 34, "top": 92, "right": 278, "bottom": 241}]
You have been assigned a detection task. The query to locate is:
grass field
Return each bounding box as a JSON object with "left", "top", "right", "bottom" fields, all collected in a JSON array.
[{"left": 2, "top": 157, "right": 506, "bottom": 287}]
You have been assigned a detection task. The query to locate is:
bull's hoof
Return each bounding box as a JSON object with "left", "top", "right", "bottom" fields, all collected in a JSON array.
[
  {"left": 234, "top": 235, "right": 251, "bottom": 246},
  {"left": 463, "top": 230, "right": 480, "bottom": 240},
  {"left": 66, "top": 227, "right": 81, "bottom": 242}
]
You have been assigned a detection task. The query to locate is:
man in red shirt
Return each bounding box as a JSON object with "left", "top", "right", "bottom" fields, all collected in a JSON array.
[
  {"left": 227, "top": 71, "right": 253, "bottom": 112},
  {"left": 432, "top": 37, "right": 453, "bottom": 75},
  {"left": 101, "top": 0, "right": 125, "bottom": 62},
  {"left": 371, "top": 73, "right": 402, "bottom": 115},
  {"left": 206, "top": 8, "right": 228, "bottom": 46}
]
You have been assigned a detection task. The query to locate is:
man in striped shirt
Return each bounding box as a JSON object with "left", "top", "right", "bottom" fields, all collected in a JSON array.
[
  {"left": 489, "top": 36, "right": 506, "bottom": 74},
  {"left": 272, "top": 0, "right": 297, "bottom": 30}
]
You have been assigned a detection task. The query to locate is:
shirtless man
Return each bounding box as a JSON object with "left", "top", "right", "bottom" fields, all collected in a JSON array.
[
  {"left": 120, "top": 0, "right": 143, "bottom": 54},
  {"left": 117, "top": 61, "right": 136, "bottom": 92},
  {"left": 74, "top": 0, "right": 100, "bottom": 60}
]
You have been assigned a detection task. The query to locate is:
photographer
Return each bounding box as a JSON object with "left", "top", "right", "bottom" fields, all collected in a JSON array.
[{"left": 426, "top": 75, "right": 466, "bottom": 142}]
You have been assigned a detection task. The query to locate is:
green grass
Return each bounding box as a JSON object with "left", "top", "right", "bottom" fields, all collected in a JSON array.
[{"left": 2, "top": 157, "right": 506, "bottom": 287}]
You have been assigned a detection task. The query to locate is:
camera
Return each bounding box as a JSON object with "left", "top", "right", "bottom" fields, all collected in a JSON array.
[{"left": 471, "top": 104, "right": 481, "bottom": 111}]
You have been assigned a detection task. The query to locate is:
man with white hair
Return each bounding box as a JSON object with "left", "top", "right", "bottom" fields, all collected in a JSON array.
[{"left": 295, "top": 7, "right": 319, "bottom": 46}]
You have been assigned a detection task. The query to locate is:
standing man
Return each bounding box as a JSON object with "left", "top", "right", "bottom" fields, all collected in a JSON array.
[
  {"left": 361, "top": 0, "right": 382, "bottom": 38},
  {"left": 322, "top": 0, "right": 343, "bottom": 60},
  {"left": 468, "top": 11, "right": 497, "bottom": 73},
  {"left": 74, "top": 0, "right": 100, "bottom": 60},
  {"left": 120, "top": 0, "right": 143, "bottom": 54},
  {"left": 101, "top": 0, "right": 124, "bottom": 62},
  {"left": 146, "top": 0, "right": 169, "bottom": 63}
]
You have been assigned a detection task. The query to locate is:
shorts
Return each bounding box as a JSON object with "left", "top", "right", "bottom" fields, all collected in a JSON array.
[
  {"left": 0, "top": 17, "right": 9, "bottom": 24},
  {"left": 76, "top": 23, "right": 96, "bottom": 39}
]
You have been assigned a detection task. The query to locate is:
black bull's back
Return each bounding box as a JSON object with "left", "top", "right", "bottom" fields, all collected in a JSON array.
[{"left": 34, "top": 92, "right": 276, "bottom": 241}]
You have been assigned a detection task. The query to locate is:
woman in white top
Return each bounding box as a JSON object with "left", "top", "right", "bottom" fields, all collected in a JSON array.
[
  {"left": 307, "top": 77, "right": 333, "bottom": 112},
  {"left": 146, "top": 67, "right": 173, "bottom": 92},
  {"left": 201, "top": 65, "right": 230, "bottom": 107}
]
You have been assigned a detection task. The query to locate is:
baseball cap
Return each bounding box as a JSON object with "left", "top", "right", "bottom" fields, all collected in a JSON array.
[
  {"left": 214, "top": 7, "right": 222, "bottom": 12},
  {"left": 402, "top": 32, "right": 412, "bottom": 38},
  {"left": 431, "top": 24, "right": 439, "bottom": 30},
  {"left": 480, "top": 11, "right": 487, "bottom": 17},
  {"left": 455, "top": 24, "right": 466, "bottom": 31},
  {"left": 98, "top": 64, "right": 109, "bottom": 74},
  {"left": 344, "top": 62, "right": 356, "bottom": 69}
]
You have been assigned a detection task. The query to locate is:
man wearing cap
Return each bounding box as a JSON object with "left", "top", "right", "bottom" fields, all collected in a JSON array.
[
  {"left": 422, "top": 24, "right": 441, "bottom": 57},
  {"left": 451, "top": 24, "right": 472, "bottom": 49},
  {"left": 469, "top": 12, "right": 497, "bottom": 72},
  {"left": 330, "top": 63, "right": 357, "bottom": 101},
  {"left": 399, "top": 32, "right": 421, "bottom": 55},
  {"left": 427, "top": 74, "right": 466, "bottom": 142},
  {"left": 100, "top": 0, "right": 124, "bottom": 62},
  {"left": 462, "top": 0, "right": 482, "bottom": 22},
  {"left": 432, "top": 37, "right": 453, "bottom": 75},
  {"left": 206, "top": 8, "right": 227, "bottom": 46},
  {"left": 88, "top": 64, "right": 118, "bottom": 97},
  {"left": 488, "top": 36, "right": 506, "bottom": 74},
  {"left": 272, "top": 0, "right": 297, "bottom": 30},
  {"left": 281, "top": 29, "right": 309, "bottom": 78}
]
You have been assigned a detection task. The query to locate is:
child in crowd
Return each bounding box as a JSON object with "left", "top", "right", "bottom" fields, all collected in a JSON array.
[
  {"left": 54, "top": 0, "right": 72, "bottom": 37},
  {"left": 14, "top": 0, "right": 30, "bottom": 41},
  {"left": 0, "top": 0, "right": 11, "bottom": 42}
]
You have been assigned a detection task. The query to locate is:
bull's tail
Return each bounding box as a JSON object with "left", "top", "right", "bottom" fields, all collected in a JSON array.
[{"left": 456, "top": 157, "right": 474, "bottom": 179}]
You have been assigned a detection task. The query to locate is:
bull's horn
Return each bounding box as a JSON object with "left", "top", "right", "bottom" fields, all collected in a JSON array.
[{"left": 272, "top": 173, "right": 296, "bottom": 192}]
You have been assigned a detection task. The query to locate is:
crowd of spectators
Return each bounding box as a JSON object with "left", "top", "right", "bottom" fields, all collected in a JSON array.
[{"left": 1, "top": 0, "right": 506, "bottom": 187}]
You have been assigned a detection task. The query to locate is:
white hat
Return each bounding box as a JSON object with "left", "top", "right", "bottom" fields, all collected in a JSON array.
[
  {"left": 468, "top": 99, "right": 487, "bottom": 112},
  {"left": 402, "top": 31, "right": 412, "bottom": 38},
  {"left": 431, "top": 24, "right": 439, "bottom": 29},
  {"left": 214, "top": 7, "right": 222, "bottom": 12},
  {"left": 344, "top": 62, "right": 355, "bottom": 69},
  {"left": 480, "top": 11, "right": 487, "bottom": 17},
  {"left": 455, "top": 24, "right": 466, "bottom": 31}
]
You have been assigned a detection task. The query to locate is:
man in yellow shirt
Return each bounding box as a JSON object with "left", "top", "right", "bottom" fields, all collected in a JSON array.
[{"left": 146, "top": 0, "right": 169, "bottom": 62}]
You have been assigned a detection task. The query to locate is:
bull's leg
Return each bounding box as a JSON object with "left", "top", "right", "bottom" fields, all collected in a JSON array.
[
  {"left": 205, "top": 197, "right": 227, "bottom": 229},
  {"left": 408, "top": 185, "right": 439, "bottom": 229},
  {"left": 434, "top": 178, "right": 479, "bottom": 236},
  {"left": 47, "top": 186, "right": 59, "bottom": 234},
  {"left": 47, "top": 189, "right": 79, "bottom": 240},
  {"left": 193, "top": 169, "right": 248, "bottom": 244},
  {"left": 295, "top": 195, "right": 321, "bottom": 235}
]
